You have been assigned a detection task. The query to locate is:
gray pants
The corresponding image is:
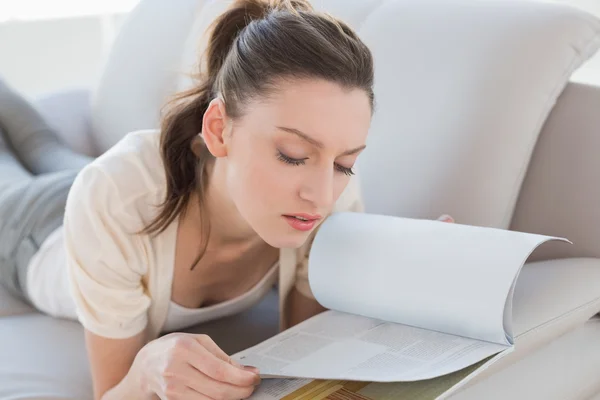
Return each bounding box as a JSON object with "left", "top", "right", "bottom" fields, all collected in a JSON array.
[{"left": 0, "top": 79, "right": 93, "bottom": 305}]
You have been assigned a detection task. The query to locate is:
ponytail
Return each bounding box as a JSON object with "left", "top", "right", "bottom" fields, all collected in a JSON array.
[{"left": 142, "top": 0, "right": 277, "bottom": 269}]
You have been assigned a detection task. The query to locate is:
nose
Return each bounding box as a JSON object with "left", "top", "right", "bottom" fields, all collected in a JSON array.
[{"left": 298, "top": 166, "right": 335, "bottom": 210}]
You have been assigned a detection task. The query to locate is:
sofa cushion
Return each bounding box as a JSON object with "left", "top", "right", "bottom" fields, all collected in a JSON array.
[
  {"left": 0, "top": 284, "right": 35, "bottom": 317},
  {"left": 90, "top": 0, "right": 204, "bottom": 153},
  {"left": 450, "top": 316, "right": 600, "bottom": 400},
  {"left": 510, "top": 81, "right": 600, "bottom": 262},
  {"left": 355, "top": 0, "right": 600, "bottom": 229},
  {"left": 35, "top": 89, "right": 96, "bottom": 157},
  {"left": 0, "top": 314, "right": 93, "bottom": 400}
]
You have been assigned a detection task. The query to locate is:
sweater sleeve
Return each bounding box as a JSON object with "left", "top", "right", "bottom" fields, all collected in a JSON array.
[{"left": 63, "top": 165, "right": 151, "bottom": 339}]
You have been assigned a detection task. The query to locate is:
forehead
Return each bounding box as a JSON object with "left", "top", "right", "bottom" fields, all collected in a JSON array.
[{"left": 241, "top": 78, "right": 372, "bottom": 147}]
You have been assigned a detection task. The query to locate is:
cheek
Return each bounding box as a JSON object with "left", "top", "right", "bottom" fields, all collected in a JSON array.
[
  {"left": 333, "top": 176, "right": 352, "bottom": 203},
  {"left": 229, "top": 150, "right": 297, "bottom": 210}
]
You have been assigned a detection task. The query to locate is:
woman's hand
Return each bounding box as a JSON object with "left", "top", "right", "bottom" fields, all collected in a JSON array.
[
  {"left": 132, "top": 332, "right": 261, "bottom": 400},
  {"left": 437, "top": 214, "right": 455, "bottom": 223}
]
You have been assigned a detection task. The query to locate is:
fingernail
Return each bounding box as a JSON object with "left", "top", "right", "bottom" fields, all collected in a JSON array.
[
  {"left": 243, "top": 365, "right": 260, "bottom": 374},
  {"left": 243, "top": 366, "right": 262, "bottom": 385}
]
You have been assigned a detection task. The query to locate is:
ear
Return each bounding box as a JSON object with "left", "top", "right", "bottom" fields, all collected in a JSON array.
[{"left": 202, "top": 97, "right": 231, "bottom": 158}]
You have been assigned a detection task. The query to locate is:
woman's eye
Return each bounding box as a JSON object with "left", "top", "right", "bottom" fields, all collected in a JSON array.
[
  {"left": 278, "top": 151, "right": 355, "bottom": 176},
  {"left": 277, "top": 151, "right": 307, "bottom": 166},
  {"left": 335, "top": 163, "right": 355, "bottom": 176}
]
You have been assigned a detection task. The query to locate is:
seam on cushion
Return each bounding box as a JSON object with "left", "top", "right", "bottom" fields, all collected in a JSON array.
[
  {"left": 515, "top": 293, "right": 600, "bottom": 340},
  {"left": 503, "top": 29, "right": 600, "bottom": 229}
]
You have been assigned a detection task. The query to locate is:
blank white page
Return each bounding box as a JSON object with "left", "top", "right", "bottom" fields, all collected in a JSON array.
[{"left": 308, "top": 212, "right": 562, "bottom": 344}]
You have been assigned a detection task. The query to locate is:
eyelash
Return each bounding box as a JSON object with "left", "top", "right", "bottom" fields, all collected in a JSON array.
[{"left": 277, "top": 151, "right": 355, "bottom": 176}]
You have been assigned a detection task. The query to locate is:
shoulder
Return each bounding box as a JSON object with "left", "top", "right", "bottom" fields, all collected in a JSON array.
[
  {"left": 68, "top": 129, "right": 166, "bottom": 227},
  {"left": 91, "top": 129, "right": 165, "bottom": 193}
]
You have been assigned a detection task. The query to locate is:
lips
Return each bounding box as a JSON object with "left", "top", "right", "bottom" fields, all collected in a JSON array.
[
  {"left": 285, "top": 213, "right": 322, "bottom": 221},
  {"left": 283, "top": 213, "right": 322, "bottom": 231}
]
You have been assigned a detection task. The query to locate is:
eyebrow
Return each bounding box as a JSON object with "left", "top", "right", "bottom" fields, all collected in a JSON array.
[{"left": 276, "top": 126, "right": 366, "bottom": 156}]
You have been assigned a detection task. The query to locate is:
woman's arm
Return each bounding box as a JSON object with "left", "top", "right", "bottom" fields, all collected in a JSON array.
[
  {"left": 285, "top": 286, "right": 327, "bottom": 328},
  {"left": 88, "top": 328, "right": 261, "bottom": 400},
  {"left": 85, "top": 329, "right": 149, "bottom": 400}
]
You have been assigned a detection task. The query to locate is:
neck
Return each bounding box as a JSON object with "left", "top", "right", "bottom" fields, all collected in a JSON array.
[{"left": 184, "top": 161, "right": 259, "bottom": 247}]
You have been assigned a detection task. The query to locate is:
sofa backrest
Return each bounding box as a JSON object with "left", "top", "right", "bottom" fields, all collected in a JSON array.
[{"left": 91, "top": 0, "right": 600, "bottom": 229}]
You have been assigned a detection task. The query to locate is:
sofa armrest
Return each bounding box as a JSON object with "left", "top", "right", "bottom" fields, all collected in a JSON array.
[
  {"left": 511, "top": 81, "right": 600, "bottom": 261},
  {"left": 34, "top": 88, "right": 97, "bottom": 157}
]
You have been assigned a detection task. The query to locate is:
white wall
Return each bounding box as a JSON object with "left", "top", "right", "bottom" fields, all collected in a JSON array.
[{"left": 0, "top": 13, "right": 127, "bottom": 100}]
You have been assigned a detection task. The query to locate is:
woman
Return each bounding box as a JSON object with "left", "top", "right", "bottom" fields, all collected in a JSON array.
[
  {"left": 0, "top": 0, "right": 374, "bottom": 398},
  {"left": 0, "top": 0, "right": 454, "bottom": 398}
]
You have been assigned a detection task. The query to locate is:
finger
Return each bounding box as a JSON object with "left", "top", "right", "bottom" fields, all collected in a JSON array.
[
  {"left": 189, "top": 340, "right": 260, "bottom": 387},
  {"left": 175, "top": 387, "right": 214, "bottom": 400},
  {"left": 182, "top": 364, "right": 257, "bottom": 400},
  {"left": 156, "top": 380, "right": 214, "bottom": 400},
  {"left": 437, "top": 214, "right": 454, "bottom": 223},
  {"left": 242, "top": 365, "right": 260, "bottom": 375},
  {"left": 195, "top": 335, "right": 261, "bottom": 376},
  {"left": 194, "top": 335, "right": 231, "bottom": 362}
]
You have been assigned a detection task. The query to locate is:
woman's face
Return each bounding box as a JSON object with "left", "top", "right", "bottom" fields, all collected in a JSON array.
[{"left": 206, "top": 78, "right": 371, "bottom": 248}]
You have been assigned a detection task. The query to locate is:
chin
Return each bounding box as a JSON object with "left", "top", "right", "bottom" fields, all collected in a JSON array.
[{"left": 259, "top": 229, "right": 312, "bottom": 249}]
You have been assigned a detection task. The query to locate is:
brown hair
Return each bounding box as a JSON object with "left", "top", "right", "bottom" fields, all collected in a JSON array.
[{"left": 143, "top": 0, "right": 374, "bottom": 269}]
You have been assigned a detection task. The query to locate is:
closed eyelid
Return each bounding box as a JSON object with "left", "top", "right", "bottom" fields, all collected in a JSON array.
[
  {"left": 338, "top": 145, "right": 366, "bottom": 157},
  {"left": 276, "top": 126, "right": 366, "bottom": 156}
]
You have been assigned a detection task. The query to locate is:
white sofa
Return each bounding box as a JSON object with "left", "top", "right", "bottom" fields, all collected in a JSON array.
[{"left": 2, "top": 0, "right": 600, "bottom": 398}]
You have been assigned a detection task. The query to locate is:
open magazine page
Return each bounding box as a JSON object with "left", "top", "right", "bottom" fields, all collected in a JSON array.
[
  {"left": 309, "top": 212, "right": 562, "bottom": 345},
  {"left": 232, "top": 310, "right": 510, "bottom": 382},
  {"left": 249, "top": 356, "right": 493, "bottom": 400}
]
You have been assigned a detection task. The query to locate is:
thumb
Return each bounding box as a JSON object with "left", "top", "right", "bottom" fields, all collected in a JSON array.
[
  {"left": 196, "top": 335, "right": 258, "bottom": 373},
  {"left": 194, "top": 334, "right": 231, "bottom": 362}
]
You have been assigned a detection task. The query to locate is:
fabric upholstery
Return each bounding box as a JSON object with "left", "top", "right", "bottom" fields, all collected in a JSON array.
[
  {"left": 354, "top": 0, "right": 600, "bottom": 229},
  {"left": 35, "top": 89, "right": 96, "bottom": 157},
  {"left": 511, "top": 82, "right": 600, "bottom": 261},
  {"left": 450, "top": 316, "right": 600, "bottom": 400},
  {"left": 91, "top": 0, "right": 203, "bottom": 152}
]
